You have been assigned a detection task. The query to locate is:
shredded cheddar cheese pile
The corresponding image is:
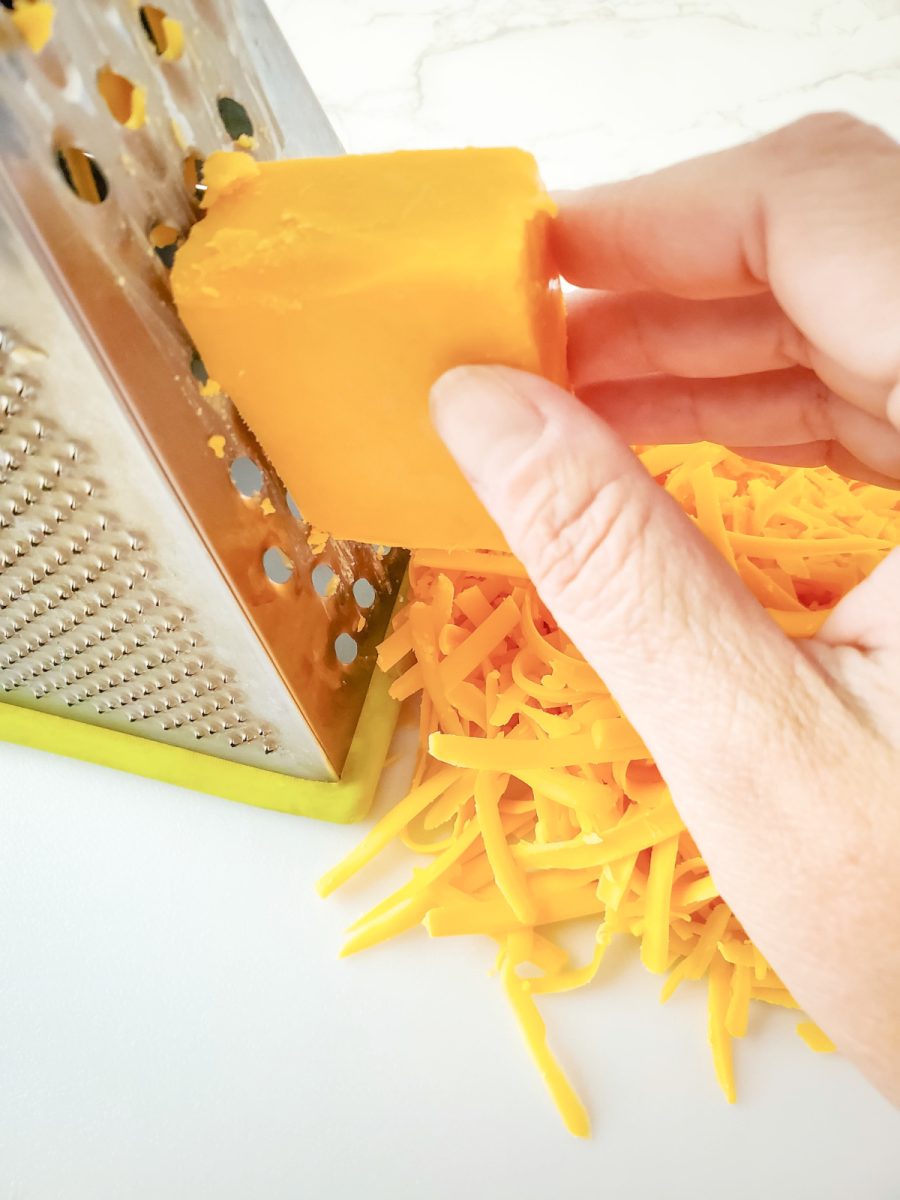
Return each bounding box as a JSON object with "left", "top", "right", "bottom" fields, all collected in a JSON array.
[{"left": 319, "top": 443, "right": 900, "bottom": 1137}]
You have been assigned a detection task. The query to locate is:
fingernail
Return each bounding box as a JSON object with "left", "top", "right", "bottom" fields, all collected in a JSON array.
[{"left": 429, "top": 365, "right": 546, "bottom": 493}]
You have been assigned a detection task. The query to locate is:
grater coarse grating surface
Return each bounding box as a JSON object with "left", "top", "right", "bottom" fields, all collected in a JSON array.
[{"left": 0, "top": 0, "right": 407, "bottom": 814}]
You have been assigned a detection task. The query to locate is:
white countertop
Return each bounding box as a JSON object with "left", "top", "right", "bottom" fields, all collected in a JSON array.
[
  {"left": 3, "top": 3, "right": 900, "bottom": 1197},
  {"left": 269, "top": 0, "right": 900, "bottom": 186}
]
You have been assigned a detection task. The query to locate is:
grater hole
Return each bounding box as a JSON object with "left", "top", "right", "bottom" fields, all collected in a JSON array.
[
  {"left": 55, "top": 145, "right": 109, "bottom": 205},
  {"left": 189, "top": 350, "right": 208, "bottom": 384},
  {"left": 352, "top": 578, "right": 376, "bottom": 609},
  {"left": 139, "top": 6, "right": 184, "bottom": 61},
  {"left": 148, "top": 222, "right": 181, "bottom": 269},
  {"left": 334, "top": 633, "right": 358, "bottom": 665},
  {"left": 182, "top": 153, "right": 206, "bottom": 204},
  {"left": 217, "top": 97, "right": 254, "bottom": 142},
  {"left": 286, "top": 493, "right": 302, "bottom": 521},
  {"left": 262, "top": 546, "right": 293, "bottom": 585},
  {"left": 312, "top": 563, "right": 336, "bottom": 597},
  {"left": 96, "top": 67, "right": 145, "bottom": 129},
  {"left": 229, "top": 456, "right": 263, "bottom": 497}
]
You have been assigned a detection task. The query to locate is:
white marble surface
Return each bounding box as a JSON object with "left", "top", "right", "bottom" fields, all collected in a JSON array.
[
  {"left": 3, "top": 3, "right": 900, "bottom": 1198},
  {"left": 271, "top": 0, "right": 900, "bottom": 187}
]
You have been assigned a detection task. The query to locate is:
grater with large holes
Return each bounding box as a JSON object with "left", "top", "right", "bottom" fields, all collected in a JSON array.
[{"left": 0, "top": 0, "right": 408, "bottom": 821}]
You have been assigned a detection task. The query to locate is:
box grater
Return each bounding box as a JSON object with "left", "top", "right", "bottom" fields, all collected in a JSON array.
[{"left": 0, "top": 0, "right": 407, "bottom": 820}]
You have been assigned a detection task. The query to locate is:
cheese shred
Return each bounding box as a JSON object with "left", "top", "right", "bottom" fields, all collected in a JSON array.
[{"left": 319, "top": 443, "right": 900, "bottom": 1135}]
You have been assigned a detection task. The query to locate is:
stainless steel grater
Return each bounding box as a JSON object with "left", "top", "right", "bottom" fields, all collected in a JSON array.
[{"left": 0, "top": 0, "right": 407, "bottom": 794}]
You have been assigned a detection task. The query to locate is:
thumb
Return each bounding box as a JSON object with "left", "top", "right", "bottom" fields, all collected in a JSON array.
[{"left": 430, "top": 364, "right": 822, "bottom": 789}]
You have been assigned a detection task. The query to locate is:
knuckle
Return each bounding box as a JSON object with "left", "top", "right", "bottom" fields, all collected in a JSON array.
[
  {"left": 796, "top": 377, "right": 836, "bottom": 442},
  {"left": 622, "top": 294, "right": 662, "bottom": 374},
  {"left": 767, "top": 112, "right": 891, "bottom": 172},
  {"left": 523, "top": 464, "right": 654, "bottom": 621},
  {"left": 778, "top": 111, "right": 871, "bottom": 148}
]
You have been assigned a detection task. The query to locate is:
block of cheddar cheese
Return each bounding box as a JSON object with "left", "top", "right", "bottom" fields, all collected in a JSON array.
[{"left": 172, "top": 148, "right": 567, "bottom": 551}]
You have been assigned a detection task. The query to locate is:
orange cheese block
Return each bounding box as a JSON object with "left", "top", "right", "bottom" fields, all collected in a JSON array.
[{"left": 171, "top": 148, "right": 567, "bottom": 551}]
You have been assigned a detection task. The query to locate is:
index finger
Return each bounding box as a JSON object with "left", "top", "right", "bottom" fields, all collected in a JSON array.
[{"left": 549, "top": 113, "right": 883, "bottom": 300}]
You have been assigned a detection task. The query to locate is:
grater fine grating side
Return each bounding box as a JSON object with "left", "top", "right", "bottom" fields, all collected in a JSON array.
[{"left": 0, "top": 1, "right": 407, "bottom": 796}]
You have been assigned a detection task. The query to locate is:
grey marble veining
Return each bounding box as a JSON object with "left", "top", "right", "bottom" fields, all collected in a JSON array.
[{"left": 270, "top": 0, "right": 900, "bottom": 186}]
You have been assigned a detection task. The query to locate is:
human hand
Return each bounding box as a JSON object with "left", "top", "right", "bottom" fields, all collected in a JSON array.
[
  {"left": 429, "top": 114, "right": 900, "bottom": 1104},
  {"left": 563, "top": 112, "right": 900, "bottom": 488}
]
